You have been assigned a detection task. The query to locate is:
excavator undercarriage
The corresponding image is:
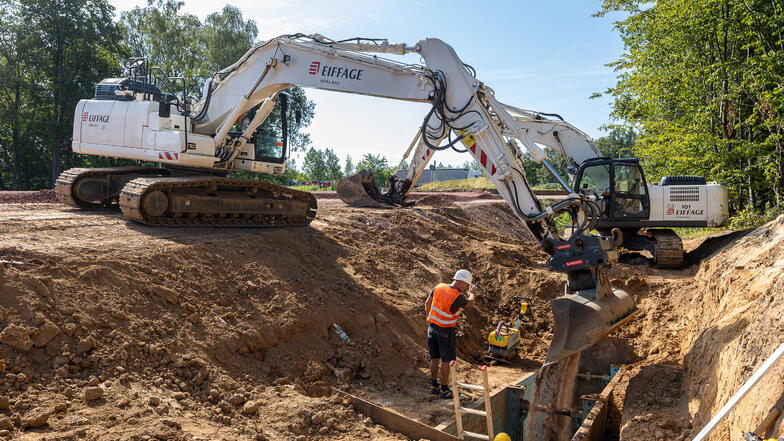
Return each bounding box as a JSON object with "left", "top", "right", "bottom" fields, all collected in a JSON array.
[{"left": 56, "top": 168, "right": 316, "bottom": 227}]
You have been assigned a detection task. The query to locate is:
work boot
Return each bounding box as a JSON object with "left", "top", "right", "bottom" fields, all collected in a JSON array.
[
  {"left": 438, "top": 385, "right": 453, "bottom": 399},
  {"left": 430, "top": 379, "right": 440, "bottom": 395}
]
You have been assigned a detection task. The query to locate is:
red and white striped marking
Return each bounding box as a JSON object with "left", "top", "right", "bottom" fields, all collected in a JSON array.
[
  {"left": 308, "top": 61, "right": 320, "bottom": 75},
  {"left": 463, "top": 134, "right": 497, "bottom": 176},
  {"left": 158, "top": 152, "right": 179, "bottom": 161},
  {"left": 420, "top": 148, "right": 433, "bottom": 162}
]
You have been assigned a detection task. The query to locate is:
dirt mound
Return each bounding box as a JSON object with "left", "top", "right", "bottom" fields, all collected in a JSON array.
[
  {"left": 0, "top": 190, "right": 56, "bottom": 204},
  {"left": 0, "top": 200, "right": 564, "bottom": 439},
  {"left": 615, "top": 215, "right": 784, "bottom": 440},
  {"left": 414, "top": 194, "right": 459, "bottom": 208}
]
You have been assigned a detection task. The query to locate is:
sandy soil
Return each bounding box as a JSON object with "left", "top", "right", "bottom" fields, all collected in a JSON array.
[
  {"left": 0, "top": 198, "right": 563, "bottom": 440},
  {"left": 0, "top": 196, "right": 781, "bottom": 441}
]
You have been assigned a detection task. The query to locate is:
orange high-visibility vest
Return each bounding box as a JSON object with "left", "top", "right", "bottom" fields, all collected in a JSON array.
[{"left": 427, "top": 283, "right": 462, "bottom": 327}]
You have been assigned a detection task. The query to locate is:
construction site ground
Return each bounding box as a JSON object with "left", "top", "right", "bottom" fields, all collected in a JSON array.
[{"left": 0, "top": 193, "right": 782, "bottom": 440}]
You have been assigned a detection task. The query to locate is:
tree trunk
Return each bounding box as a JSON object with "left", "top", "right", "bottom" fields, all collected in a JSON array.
[
  {"left": 11, "top": 63, "right": 23, "bottom": 190},
  {"left": 49, "top": 28, "right": 65, "bottom": 187}
]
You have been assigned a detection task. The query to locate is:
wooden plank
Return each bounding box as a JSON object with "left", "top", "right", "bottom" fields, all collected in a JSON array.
[
  {"left": 451, "top": 362, "right": 465, "bottom": 439},
  {"left": 331, "top": 388, "right": 462, "bottom": 441},
  {"left": 481, "top": 367, "right": 495, "bottom": 439}
]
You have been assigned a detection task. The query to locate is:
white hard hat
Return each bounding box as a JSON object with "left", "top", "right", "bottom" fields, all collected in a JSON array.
[{"left": 453, "top": 269, "right": 472, "bottom": 284}]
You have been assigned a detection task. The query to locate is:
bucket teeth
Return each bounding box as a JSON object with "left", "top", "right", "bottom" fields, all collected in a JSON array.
[{"left": 546, "top": 288, "right": 637, "bottom": 364}]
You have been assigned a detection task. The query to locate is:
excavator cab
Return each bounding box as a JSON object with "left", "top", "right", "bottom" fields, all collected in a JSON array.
[{"left": 573, "top": 158, "right": 651, "bottom": 221}]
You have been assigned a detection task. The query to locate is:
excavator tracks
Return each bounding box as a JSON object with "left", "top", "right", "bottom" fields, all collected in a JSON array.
[
  {"left": 119, "top": 176, "right": 317, "bottom": 227},
  {"left": 647, "top": 228, "right": 684, "bottom": 268},
  {"left": 55, "top": 167, "right": 168, "bottom": 209}
]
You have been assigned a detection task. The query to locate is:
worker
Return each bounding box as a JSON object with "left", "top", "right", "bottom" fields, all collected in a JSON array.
[{"left": 425, "top": 269, "right": 478, "bottom": 398}]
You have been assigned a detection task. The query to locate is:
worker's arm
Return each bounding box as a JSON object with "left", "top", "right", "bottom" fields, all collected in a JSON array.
[
  {"left": 424, "top": 289, "right": 434, "bottom": 317},
  {"left": 450, "top": 286, "right": 478, "bottom": 315}
]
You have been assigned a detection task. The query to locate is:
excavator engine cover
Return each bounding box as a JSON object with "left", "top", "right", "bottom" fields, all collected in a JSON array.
[
  {"left": 546, "top": 287, "right": 636, "bottom": 363},
  {"left": 336, "top": 171, "right": 383, "bottom": 207}
]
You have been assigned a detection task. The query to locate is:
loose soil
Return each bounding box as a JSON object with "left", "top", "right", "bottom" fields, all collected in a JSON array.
[{"left": 0, "top": 195, "right": 782, "bottom": 441}]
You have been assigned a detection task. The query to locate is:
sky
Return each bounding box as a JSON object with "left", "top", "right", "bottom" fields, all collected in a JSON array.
[{"left": 107, "top": 0, "right": 626, "bottom": 169}]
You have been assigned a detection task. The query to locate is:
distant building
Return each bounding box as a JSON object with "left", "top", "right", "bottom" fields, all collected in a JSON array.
[{"left": 395, "top": 168, "right": 482, "bottom": 186}]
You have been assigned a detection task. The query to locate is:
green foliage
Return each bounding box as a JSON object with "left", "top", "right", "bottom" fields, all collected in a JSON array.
[
  {"left": 0, "top": 0, "right": 315, "bottom": 190},
  {"left": 289, "top": 184, "right": 331, "bottom": 192},
  {"left": 594, "top": 127, "right": 637, "bottom": 158},
  {"left": 322, "top": 148, "right": 342, "bottom": 182},
  {"left": 0, "top": 0, "right": 126, "bottom": 189},
  {"left": 302, "top": 148, "right": 327, "bottom": 181},
  {"left": 728, "top": 205, "right": 784, "bottom": 229},
  {"left": 121, "top": 0, "right": 207, "bottom": 96},
  {"left": 344, "top": 155, "right": 354, "bottom": 176},
  {"left": 598, "top": 0, "right": 784, "bottom": 215},
  {"left": 203, "top": 5, "right": 258, "bottom": 72},
  {"left": 356, "top": 153, "right": 395, "bottom": 187}
]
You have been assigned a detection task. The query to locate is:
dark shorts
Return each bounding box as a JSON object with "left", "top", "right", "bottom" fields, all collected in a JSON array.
[{"left": 427, "top": 324, "right": 456, "bottom": 363}]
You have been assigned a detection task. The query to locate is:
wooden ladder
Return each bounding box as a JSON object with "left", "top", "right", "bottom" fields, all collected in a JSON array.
[{"left": 449, "top": 361, "right": 495, "bottom": 440}]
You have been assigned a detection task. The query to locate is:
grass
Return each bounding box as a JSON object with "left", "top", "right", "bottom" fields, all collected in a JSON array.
[
  {"left": 672, "top": 226, "right": 729, "bottom": 239},
  {"left": 415, "top": 177, "right": 494, "bottom": 191},
  {"left": 414, "top": 176, "right": 563, "bottom": 191},
  {"left": 289, "top": 185, "right": 333, "bottom": 191}
]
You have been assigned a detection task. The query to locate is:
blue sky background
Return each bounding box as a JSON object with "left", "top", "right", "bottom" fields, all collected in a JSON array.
[{"left": 108, "top": 0, "right": 626, "bottom": 168}]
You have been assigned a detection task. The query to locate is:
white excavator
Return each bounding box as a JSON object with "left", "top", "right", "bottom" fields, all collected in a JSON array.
[{"left": 56, "top": 34, "right": 727, "bottom": 362}]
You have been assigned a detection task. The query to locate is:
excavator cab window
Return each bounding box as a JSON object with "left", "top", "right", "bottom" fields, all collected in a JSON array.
[
  {"left": 611, "top": 163, "right": 649, "bottom": 219},
  {"left": 254, "top": 135, "right": 285, "bottom": 162},
  {"left": 576, "top": 163, "right": 611, "bottom": 216}
]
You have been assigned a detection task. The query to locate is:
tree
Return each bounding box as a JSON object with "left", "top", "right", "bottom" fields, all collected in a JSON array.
[
  {"left": 121, "top": 0, "right": 207, "bottom": 96},
  {"left": 597, "top": 0, "right": 784, "bottom": 213},
  {"left": 0, "top": 0, "right": 125, "bottom": 188},
  {"left": 594, "top": 127, "right": 636, "bottom": 158},
  {"left": 356, "top": 153, "right": 395, "bottom": 187},
  {"left": 344, "top": 155, "right": 354, "bottom": 176},
  {"left": 302, "top": 147, "right": 327, "bottom": 181},
  {"left": 203, "top": 5, "right": 257, "bottom": 72},
  {"left": 323, "top": 148, "right": 342, "bottom": 182}
]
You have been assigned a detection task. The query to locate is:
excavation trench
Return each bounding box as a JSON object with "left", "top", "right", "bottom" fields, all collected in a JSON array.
[{"left": 0, "top": 197, "right": 781, "bottom": 440}]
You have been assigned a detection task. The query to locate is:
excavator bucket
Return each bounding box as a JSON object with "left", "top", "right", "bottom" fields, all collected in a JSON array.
[
  {"left": 336, "top": 171, "right": 383, "bottom": 207},
  {"left": 545, "top": 288, "right": 637, "bottom": 364}
]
